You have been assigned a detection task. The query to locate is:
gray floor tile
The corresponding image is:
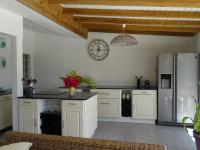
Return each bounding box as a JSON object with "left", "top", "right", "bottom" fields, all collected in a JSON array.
[{"left": 92, "top": 121, "right": 196, "bottom": 150}]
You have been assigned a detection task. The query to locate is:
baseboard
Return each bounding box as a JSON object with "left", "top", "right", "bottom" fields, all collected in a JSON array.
[{"left": 98, "top": 117, "right": 156, "bottom": 124}]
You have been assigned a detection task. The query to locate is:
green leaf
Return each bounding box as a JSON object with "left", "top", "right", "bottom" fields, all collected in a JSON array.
[
  {"left": 68, "top": 70, "right": 79, "bottom": 77},
  {"left": 194, "top": 104, "right": 200, "bottom": 133},
  {"left": 59, "top": 77, "right": 65, "bottom": 81},
  {"left": 80, "top": 76, "right": 96, "bottom": 89}
]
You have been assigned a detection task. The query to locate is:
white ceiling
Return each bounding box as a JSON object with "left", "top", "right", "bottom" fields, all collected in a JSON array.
[
  {"left": 74, "top": 14, "right": 200, "bottom": 21},
  {"left": 63, "top": 4, "right": 200, "bottom": 21},
  {"left": 0, "top": 0, "right": 80, "bottom": 38},
  {"left": 62, "top": 4, "right": 200, "bottom": 12}
]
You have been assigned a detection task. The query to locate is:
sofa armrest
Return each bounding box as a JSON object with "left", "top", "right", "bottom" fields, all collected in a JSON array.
[{"left": 4, "top": 131, "right": 167, "bottom": 150}]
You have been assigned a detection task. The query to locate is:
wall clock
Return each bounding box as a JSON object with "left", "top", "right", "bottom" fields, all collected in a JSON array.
[{"left": 88, "top": 39, "right": 109, "bottom": 61}]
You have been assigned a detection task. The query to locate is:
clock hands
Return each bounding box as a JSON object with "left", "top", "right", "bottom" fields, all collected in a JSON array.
[{"left": 88, "top": 39, "right": 109, "bottom": 61}]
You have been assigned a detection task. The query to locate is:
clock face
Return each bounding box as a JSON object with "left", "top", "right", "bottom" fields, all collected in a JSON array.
[{"left": 88, "top": 39, "right": 109, "bottom": 61}]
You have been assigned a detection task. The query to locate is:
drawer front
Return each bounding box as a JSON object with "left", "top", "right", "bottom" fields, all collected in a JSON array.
[
  {"left": 19, "top": 99, "right": 37, "bottom": 106},
  {"left": 132, "top": 90, "right": 156, "bottom": 95},
  {"left": 91, "top": 89, "right": 121, "bottom": 99},
  {"left": 62, "top": 100, "right": 83, "bottom": 109},
  {"left": 98, "top": 99, "right": 121, "bottom": 117},
  {"left": 0, "top": 94, "right": 12, "bottom": 101}
]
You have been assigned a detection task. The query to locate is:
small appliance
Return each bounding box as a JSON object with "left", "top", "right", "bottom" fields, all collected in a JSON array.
[{"left": 121, "top": 90, "right": 132, "bottom": 117}]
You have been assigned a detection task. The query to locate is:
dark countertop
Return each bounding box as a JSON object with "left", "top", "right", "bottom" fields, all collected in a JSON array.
[
  {"left": 18, "top": 92, "right": 97, "bottom": 101},
  {"left": 59, "top": 86, "right": 157, "bottom": 90},
  {"left": 0, "top": 89, "right": 12, "bottom": 96},
  {"left": 95, "top": 85, "right": 157, "bottom": 90}
]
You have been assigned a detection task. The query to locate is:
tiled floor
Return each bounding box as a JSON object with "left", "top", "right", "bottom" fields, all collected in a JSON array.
[
  {"left": 0, "top": 123, "right": 195, "bottom": 150},
  {"left": 92, "top": 122, "right": 196, "bottom": 150}
]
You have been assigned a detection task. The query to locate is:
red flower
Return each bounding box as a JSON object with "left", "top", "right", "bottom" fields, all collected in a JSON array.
[{"left": 64, "top": 76, "right": 79, "bottom": 88}]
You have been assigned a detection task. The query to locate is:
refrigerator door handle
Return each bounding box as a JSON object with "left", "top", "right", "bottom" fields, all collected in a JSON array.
[{"left": 173, "top": 54, "right": 177, "bottom": 123}]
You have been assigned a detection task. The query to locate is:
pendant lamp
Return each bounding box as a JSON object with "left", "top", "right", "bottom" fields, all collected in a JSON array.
[{"left": 110, "top": 24, "right": 138, "bottom": 46}]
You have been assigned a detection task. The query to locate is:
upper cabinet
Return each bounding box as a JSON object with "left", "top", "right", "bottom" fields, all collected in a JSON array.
[{"left": 132, "top": 90, "right": 157, "bottom": 120}]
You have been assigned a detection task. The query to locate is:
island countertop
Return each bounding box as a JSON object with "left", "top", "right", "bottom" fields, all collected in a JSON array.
[
  {"left": 0, "top": 89, "right": 12, "bottom": 96},
  {"left": 18, "top": 92, "right": 97, "bottom": 100}
]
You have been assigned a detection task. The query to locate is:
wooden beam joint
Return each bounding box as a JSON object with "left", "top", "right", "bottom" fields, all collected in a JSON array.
[{"left": 18, "top": 0, "right": 88, "bottom": 38}]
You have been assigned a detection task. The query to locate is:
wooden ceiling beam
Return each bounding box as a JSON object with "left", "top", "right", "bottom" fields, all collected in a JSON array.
[
  {"left": 18, "top": 0, "right": 88, "bottom": 38},
  {"left": 89, "top": 28, "right": 196, "bottom": 36},
  {"left": 64, "top": 8, "right": 200, "bottom": 19},
  {"left": 83, "top": 23, "right": 200, "bottom": 33},
  {"left": 48, "top": 0, "right": 200, "bottom": 8},
  {"left": 75, "top": 17, "right": 200, "bottom": 27}
]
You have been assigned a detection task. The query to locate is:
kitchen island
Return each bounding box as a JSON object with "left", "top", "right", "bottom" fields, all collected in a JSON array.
[{"left": 18, "top": 92, "right": 97, "bottom": 138}]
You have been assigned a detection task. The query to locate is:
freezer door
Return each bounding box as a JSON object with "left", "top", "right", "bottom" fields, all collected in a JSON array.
[
  {"left": 158, "top": 53, "right": 174, "bottom": 123},
  {"left": 158, "top": 91, "right": 174, "bottom": 122},
  {"left": 176, "top": 53, "right": 198, "bottom": 123}
]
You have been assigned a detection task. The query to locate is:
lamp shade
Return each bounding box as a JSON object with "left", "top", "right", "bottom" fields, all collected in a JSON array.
[{"left": 110, "top": 34, "right": 138, "bottom": 46}]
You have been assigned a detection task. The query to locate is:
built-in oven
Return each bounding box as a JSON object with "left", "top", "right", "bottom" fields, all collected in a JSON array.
[{"left": 121, "top": 90, "right": 132, "bottom": 117}]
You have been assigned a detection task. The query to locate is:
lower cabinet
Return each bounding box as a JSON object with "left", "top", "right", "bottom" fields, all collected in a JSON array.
[
  {"left": 62, "top": 109, "right": 82, "bottom": 137},
  {"left": 91, "top": 89, "right": 121, "bottom": 118},
  {"left": 19, "top": 105, "right": 37, "bottom": 133},
  {"left": 98, "top": 99, "right": 121, "bottom": 118},
  {"left": 18, "top": 99, "right": 43, "bottom": 133},
  {"left": 132, "top": 90, "right": 157, "bottom": 120},
  {"left": 19, "top": 96, "right": 97, "bottom": 138},
  {"left": 0, "top": 94, "right": 12, "bottom": 130},
  {"left": 62, "top": 95, "right": 97, "bottom": 138}
]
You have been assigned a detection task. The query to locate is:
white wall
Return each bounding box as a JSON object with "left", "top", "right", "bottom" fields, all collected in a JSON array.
[
  {"left": 23, "top": 28, "right": 34, "bottom": 54},
  {"left": 194, "top": 33, "right": 200, "bottom": 52},
  {"left": 0, "top": 8, "right": 23, "bottom": 131},
  {"left": 32, "top": 32, "right": 194, "bottom": 91},
  {"left": 23, "top": 28, "right": 34, "bottom": 77},
  {"left": 0, "top": 34, "right": 12, "bottom": 89}
]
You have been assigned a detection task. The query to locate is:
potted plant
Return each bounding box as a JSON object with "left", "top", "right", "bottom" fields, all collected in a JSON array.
[
  {"left": 60, "top": 70, "right": 96, "bottom": 96},
  {"left": 182, "top": 96, "right": 200, "bottom": 150}
]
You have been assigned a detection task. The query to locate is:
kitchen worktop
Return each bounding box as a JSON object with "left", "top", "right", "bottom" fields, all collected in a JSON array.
[
  {"left": 0, "top": 89, "right": 12, "bottom": 96},
  {"left": 18, "top": 92, "right": 97, "bottom": 100},
  {"left": 95, "top": 85, "right": 157, "bottom": 90},
  {"left": 59, "top": 86, "right": 157, "bottom": 90}
]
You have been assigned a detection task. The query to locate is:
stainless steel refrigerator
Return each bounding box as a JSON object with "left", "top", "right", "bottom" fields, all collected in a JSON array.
[{"left": 158, "top": 53, "right": 199, "bottom": 124}]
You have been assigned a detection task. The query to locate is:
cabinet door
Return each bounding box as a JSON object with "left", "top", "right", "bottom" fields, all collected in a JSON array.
[
  {"left": 0, "top": 100, "right": 12, "bottom": 130},
  {"left": 98, "top": 99, "right": 121, "bottom": 117},
  {"left": 62, "top": 110, "right": 81, "bottom": 137},
  {"left": 19, "top": 106, "right": 36, "bottom": 133},
  {"left": 133, "top": 94, "right": 156, "bottom": 119}
]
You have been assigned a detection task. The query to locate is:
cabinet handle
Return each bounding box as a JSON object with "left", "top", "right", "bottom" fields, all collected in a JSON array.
[
  {"left": 23, "top": 102, "right": 31, "bottom": 104},
  {"left": 34, "top": 119, "right": 37, "bottom": 127},
  {"left": 99, "top": 102, "right": 110, "bottom": 105},
  {"left": 140, "top": 92, "right": 147, "bottom": 94},
  {"left": 99, "top": 93, "right": 110, "bottom": 95},
  {"left": 3, "top": 96, "right": 10, "bottom": 99},
  {"left": 0, "top": 99, "right": 8, "bottom": 102},
  {"left": 62, "top": 120, "right": 64, "bottom": 129},
  {"left": 67, "top": 103, "right": 76, "bottom": 105}
]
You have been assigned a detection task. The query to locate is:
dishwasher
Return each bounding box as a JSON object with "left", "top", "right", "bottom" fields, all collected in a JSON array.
[{"left": 121, "top": 90, "right": 132, "bottom": 117}]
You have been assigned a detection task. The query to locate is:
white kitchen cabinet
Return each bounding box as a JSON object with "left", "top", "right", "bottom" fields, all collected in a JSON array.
[
  {"left": 62, "top": 110, "right": 81, "bottom": 137},
  {"left": 19, "top": 99, "right": 44, "bottom": 133},
  {"left": 0, "top": 94, "right": 12, "bottom": 130},
  {"left": 132, "top": 90, "right": 157, "bottom": 120},
  {"left": 98, "top": 99, "right": 120, "bottom": 117},
  {"left": 91, "top": 89, "right": 121, "bottom": 118},
  {"left": 62, "top": 95, "right": 97, "bottom": 138}
]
